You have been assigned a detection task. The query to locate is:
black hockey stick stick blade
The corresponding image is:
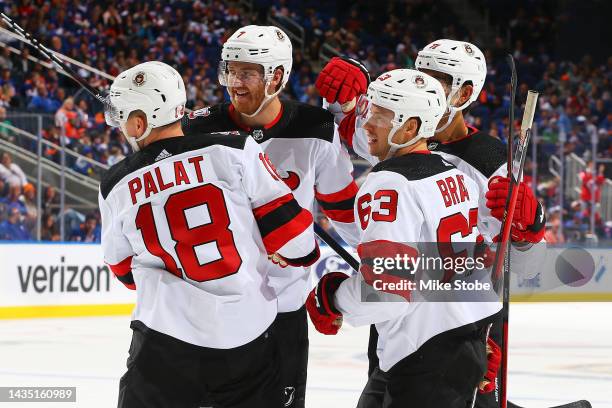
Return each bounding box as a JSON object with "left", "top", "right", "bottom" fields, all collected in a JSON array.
[{"left": 508, "top": 400, "right": 591, "bottom": 408}]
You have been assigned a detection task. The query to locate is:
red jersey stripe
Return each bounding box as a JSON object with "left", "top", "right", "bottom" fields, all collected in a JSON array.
[
  {"left": 262, "top": 208, "right": 313, "bottom": 254},
  {"left": 315, "top": 181, "right": 359, "bottom": 204},
  {"left": 107, "top": 256, "right": 133, "bottom": 277},
  {"left": 252, "top": 193, "right": 294, "bottom": 220}
]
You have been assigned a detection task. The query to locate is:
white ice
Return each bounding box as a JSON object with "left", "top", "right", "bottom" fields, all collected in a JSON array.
[{"left": 0, "top": 303, "right": 610, "bottom": 408}]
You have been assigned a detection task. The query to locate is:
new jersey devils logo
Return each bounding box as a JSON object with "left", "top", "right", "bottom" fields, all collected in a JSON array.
[{"left": 279, "top": 170, "right": 300, "bottom": 191}]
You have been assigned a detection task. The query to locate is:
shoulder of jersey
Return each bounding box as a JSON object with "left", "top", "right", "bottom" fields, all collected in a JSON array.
[
  {"left": 100, "top": 132, "right": 249, "bottom": 199},
  {"left": 428, "top": 130, "right": 507, "bottom": 178},
  {"left": 371, "top": 153, "right": 455, "bottom": 181},
  {"left": 272, "top": 100, "right": 335, "bottom": 144},
  {"left": 181, "top": 103, "right": 235, "bottom": 134}
]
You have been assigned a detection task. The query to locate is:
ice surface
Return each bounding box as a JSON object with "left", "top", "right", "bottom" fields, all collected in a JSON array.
[{"left": 0, "top": 303, "right": 610, "bottom": 407}]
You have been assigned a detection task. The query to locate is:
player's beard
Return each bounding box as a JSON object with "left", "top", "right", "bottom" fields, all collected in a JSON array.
[{"left": 229, "top": 84, "right": 266, "bottom": 116}]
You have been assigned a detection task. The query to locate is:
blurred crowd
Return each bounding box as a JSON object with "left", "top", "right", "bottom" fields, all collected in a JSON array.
[
  {"left": 0, "top": 150, "right": 101, "bottom": 241},
  {"left": 0, "top": 0, "right": 610, "bottom": 243}
]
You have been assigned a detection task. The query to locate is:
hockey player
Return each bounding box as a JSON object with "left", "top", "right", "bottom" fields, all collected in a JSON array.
[
  {"left": 316, "top": 40, "right": 546, "bottom": 407},
  {"left": 306, "top": 68, "right": 501, "bottom": 408},
  {"left": 100, "top": 61, "right": 319, "bottom": 408},
  {"left": 182, "top": 25, "right": 359, "bottom": 408}
]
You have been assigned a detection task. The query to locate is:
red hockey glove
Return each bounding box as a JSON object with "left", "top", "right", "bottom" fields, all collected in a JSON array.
[
  {"left": 338, "top": 110, "right": 356, "bottom": 147},
  {"left": 486, "top": 176, "right": 546, "bottom": 243},
  {"left": 306, "top": 272, "right": 348, "bottom": 335},
  {"left": 479, "top": 337, "right": 502, "bottom": 394},
  {"left": 315, "top": 56, "right": 370, "bottom": 107}
]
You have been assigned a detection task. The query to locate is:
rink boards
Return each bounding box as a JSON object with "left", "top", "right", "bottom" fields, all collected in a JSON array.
[{"left": 0, "top": 243, "right": 610, "bottom": 318}]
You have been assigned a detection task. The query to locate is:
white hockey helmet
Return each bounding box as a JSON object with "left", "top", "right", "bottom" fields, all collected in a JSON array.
[
  {"left": 218, "top": 25, "right": 292, "bottom": 117},
  {"left": 105, "top": 61, "right": 186, "bottom": 151},
  {"left": 356, "top": 69, "right": 447, "bottom": 154},
  {"left": 416, "top": 39, "right": 486, "bottom": 132}
]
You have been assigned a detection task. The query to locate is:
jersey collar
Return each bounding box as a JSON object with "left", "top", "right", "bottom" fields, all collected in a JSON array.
[{"left": 227, "top": 102, "right": 284, "bottom": 132}]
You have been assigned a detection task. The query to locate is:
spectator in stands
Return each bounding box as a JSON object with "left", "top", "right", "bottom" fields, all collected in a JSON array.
[
  {"left": 0, "top": 107, "right": 15, "bottom": 142},
  {"left": 579, "top": 161, "right": 605, "bottom": 222},
  {"left": 0, "top": 183, "right": 26, "bottom": 215},
  {"left": 544, "top": 210, "right": 565, "bottom": 244},
  {"left": 0, "top": 152, "right": 27, "bottom": 187},
  {"left": 107, "top": 145, "right": 125, "bottom": 166},
  {"left": 42, "top": 186, "right": 59, "bottom": 214},
  {"left": 70, "top": 213, "right": 100, "bottom": 243},
  {"left": 55, "top": 97, "right": 82, "bottom": 144},
  {"left": 27, "top": 83, "right": 58, "bottom": 113},
  {"left": 0, "top": 206, "right": 31, "bottom": 241},
  {"left": 73, "top": 146, "right": 95, "bottom": 176},
  {"left": 21, "top": 182, "right": 37, "bottom": 231},
  {"left": 40, "top": 212, "right": 60, "bottom": 241}
]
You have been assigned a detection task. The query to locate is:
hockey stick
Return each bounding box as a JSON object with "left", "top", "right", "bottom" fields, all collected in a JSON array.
[
  {"left": 494, "top": 56, "right": 538, "bottom": 408},
  {"left": 313, "top": 222, "right": 360, "bottom": 272},
  {"left": 0, "top": 12, "right": 107, "bottom": 105}
]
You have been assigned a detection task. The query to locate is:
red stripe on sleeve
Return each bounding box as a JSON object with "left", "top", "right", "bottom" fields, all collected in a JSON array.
[
  {"left": 252, "top": 193, "right": 294, "bottom": 220},
  {"left": 320, "top": 208, "right": 355, "bottom": 223},
  {"left": 107, "top": 256, "right": 133, "bottom": 277},
  {"left": 315, "top": 181, "right": 358, "bottom": 204},
  {"left": 262, "top": 208, "right": 313, "bottom": 254}
]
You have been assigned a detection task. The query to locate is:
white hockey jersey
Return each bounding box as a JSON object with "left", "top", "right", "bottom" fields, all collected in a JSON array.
[
  {"left": 328, "top": 102, "right": 545, "bottom": 278},
  {"left": 334, "top": 152, "right": 501, "bottom": 371},
  {"left": 99, "top": 133, "right": 317, "bottom": 349},
  {"left": 183, "top": 100, "right": 360, "bottom": 312}
]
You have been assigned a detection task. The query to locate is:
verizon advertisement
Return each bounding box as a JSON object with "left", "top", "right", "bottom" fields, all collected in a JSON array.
[{"left": 0, "top": 244, "right": 135, "bottom": 308}]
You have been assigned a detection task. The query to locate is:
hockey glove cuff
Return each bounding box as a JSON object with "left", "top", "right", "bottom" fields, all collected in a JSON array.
[{"left": 306, "top": 272, "right": 348, "bottom": 335}]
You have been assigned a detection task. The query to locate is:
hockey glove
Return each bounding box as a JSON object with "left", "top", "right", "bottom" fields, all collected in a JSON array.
[
  {"left": 306, "top": 272, "right": 348, "bottom": 335},
  {"left": 268, "top": 253, "right": 288, "bottom": 268},
  {"left": 315, "top": 56, "right": 370, "bottom": 111},
  {"left": 479, "top": 337, "right": 502, "bottom": 394},
  {"left": 486, "top": 176, "right": 546, "bottom": 243}
]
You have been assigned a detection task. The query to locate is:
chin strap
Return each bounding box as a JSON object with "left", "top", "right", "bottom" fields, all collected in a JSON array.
[
  {"left": 241, "top": 80, "right": 284, "bottom": 118},
  {"left": 122, "top": 122, "right": 153, "bottom": 152},
  {"left": 383, "top": 123, "right": 427, "bottom": 160},
  {"left": 435, "top": 87, "right": 473, "bottom": 134}
]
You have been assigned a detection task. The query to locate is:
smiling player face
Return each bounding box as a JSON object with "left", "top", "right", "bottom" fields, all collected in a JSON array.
[
  {"left": 361, "top": 103, "right": 395, "bottom": 160},
  {"left": 226, "top": 61, "right": 266, "bottom": 115}
]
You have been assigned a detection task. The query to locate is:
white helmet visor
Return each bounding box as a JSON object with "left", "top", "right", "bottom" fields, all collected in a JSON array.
[
  {"left": 355, "top": 95, "right": 394, "bottom": 131},
  {"left": 103, "top": 95, "right": 122, "bottom": 128},
  {"left": 218, "top": 61, "right": 266, "bottom": 88}
]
